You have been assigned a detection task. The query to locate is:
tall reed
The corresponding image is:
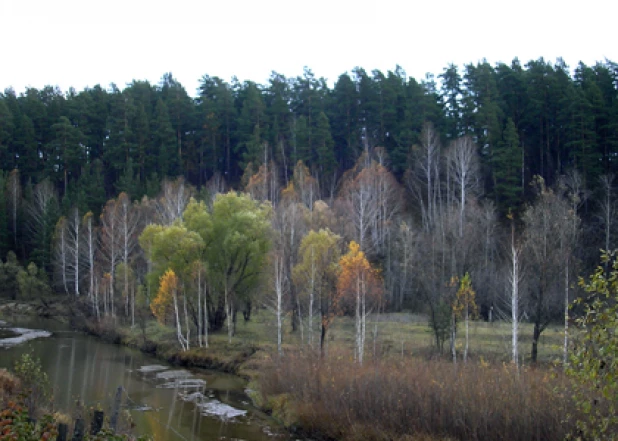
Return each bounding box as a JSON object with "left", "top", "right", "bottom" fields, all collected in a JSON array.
[{"left": 259, "top": 352, "right": 575, "bottom": 441}]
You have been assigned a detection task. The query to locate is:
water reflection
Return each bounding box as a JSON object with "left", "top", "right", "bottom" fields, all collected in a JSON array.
[{"left": 0, "top": 317, "right": 287, "bottom": 441}]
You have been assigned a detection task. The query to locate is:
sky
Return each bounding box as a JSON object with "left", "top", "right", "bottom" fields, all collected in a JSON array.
[{"left": 1, "top": 0, "right": 616, "bottom": 97}]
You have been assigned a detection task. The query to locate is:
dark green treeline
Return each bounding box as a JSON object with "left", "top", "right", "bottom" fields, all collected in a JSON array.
[{"left": 0, "top": 58, "right": 617, "bottom": 259}]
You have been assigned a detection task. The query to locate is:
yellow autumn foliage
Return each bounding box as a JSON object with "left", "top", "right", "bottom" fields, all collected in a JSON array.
[{"left": 151, "top": 269, "right": 177, "bottom": 324}]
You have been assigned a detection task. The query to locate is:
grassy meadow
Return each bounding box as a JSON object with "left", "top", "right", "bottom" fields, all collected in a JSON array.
[{"left": 225, "top": 309, "right": 564, "bottom": 364}]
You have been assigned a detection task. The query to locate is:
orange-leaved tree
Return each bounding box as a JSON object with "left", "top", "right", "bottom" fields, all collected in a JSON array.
[
  {"left": 152, "top": 269, "right": 189, "bottom": 351},
  {"left": 337, "top": 241, "right": 383, "bottom": 364},
  {"left": 151, "top": 269, "right": 177, "bottom": 325}
]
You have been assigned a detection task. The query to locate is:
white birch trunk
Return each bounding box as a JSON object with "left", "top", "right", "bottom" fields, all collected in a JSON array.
[
  {"left": 464, "top": 303, "right": 469, "bottom": 363},
  {"left": 197, "top": 269, "right": 202, "bottom": 348},
  {"left": 355, "top": 275, "right": 361, "bottom": 363},
  {"left": 511, "top": 243, "right": 520, "bottom": 369},
  {"left": 360, "top": 276, "right": 366, "bottom": 365},
  {"left": 274, "top": 254, "right": 284, "bottom": 356},
  {"left": 172, "top": 288, "right": 187, "bottom": 351},
  {"left": 183, "top": 291, "right": 190, "bottom": 350},
  {"left": 563, "top": 258, "right": 569, "bottom": 368},
  {"left": 451, "top": 312, "right": 457, "bottom": 364},
  {"left": 72, "top": 210, "right": 80, "bottom": 297},
  {"left": 203, "top": 293, "right": 209, "bottom": 348},
  {"left": 309, "top": 246, "right": 315, "bottom": 347},
  {"left": 225, "top": 282, "right": 233, "bottom": 344},
  {"left": 297, "top": 295, "right": 304, "bottom": 347}
]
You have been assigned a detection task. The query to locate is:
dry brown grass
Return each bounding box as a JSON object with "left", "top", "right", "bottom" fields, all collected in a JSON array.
[
  {"left": 258, "top": 351, "right": 576, "bottom": 441},
  {"left": 0, "top": 369, "right": 20, "bottom": 403}
]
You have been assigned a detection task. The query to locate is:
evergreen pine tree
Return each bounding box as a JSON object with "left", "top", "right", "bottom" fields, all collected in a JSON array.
[{"left": 493, "top": 118, "right": 523, "bottom": 213}]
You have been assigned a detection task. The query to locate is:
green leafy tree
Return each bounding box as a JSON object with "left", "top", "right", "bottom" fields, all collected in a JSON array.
[
  {"left": 17, "top": 262, "right": 51, "bottom": 299},
  {"left": 568, "top": 251, "right": 618, "bottom": 439},
  {"left": 196, "top": 192, "right": 272, "bottom": 342}
]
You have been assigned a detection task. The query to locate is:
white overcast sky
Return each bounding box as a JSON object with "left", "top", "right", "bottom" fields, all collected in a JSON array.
[{"left": 1, "top": 0, "right": 616, "bottom": 97}]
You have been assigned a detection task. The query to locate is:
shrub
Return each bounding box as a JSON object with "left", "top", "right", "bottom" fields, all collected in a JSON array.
[
  {"left": 567, "top": 251, "right": 618, "bottom": 439},
  {"left": 13, "top": 353, "right": 50, "bottom": 418}
]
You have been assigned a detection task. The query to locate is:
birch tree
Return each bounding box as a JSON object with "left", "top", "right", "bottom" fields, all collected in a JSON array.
[
  {"left": 293, "top": 228, "right": 341, "bottom": 353},
  {"left": 337, "top": 240, "right": 383, "bottom": 364},
  {"left": 26, "top": 179, "right": 58, "bottom": 273},
  {"left": 405, "top": 122, "right": 441, "bottom": 231},
  {"left": 82, "top": 212, "right": 99, "bottom": 315},
  {"left": 338, "top": 163, "right": 380, "bottom": 253},
  {"left": 156, "top": 177, "right": 193, "bottom": 225},
  {"left": 116, "top": 192, "right": 142, "bottom": 322},
  {"left": 147, "top": 223, "right": 204, "bottom": 350},
  {"left": 274, "top": 188, "right": 308, "bottom": 336},
  {"left": 53, "top": 216, "right": 70, "bottom": 295},
  {"left": 558, "top": 171, "right": 583, "bottom": 367},
  {"left": 505, "top": 214, "right": 524, "bottom": 368},
  {"left": 192, "top": 261, "right": 208, "bottom": 348},
  {"left": 53, "top": 207, "right": 84, "bottom": 298},
  {"left": 447, "top": 136, "right": 480, "bottom": 238},
  {"left": 100, "top": 198, "right": 121, "bottom": 316},
  {"left": 155, "top": 269, "right": 189, "bottom": 351},
  {"left": 263, "top": 249, "right": 287, "bottom": 356},
  {"left": 292, "top": 161, "right": 319, "bottom": 210}
]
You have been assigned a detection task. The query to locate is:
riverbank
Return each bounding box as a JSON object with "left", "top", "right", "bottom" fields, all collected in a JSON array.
[
  {"left": 1, "top": 300, "right": 577, "bottom": 441},
  {"left": 0, "top": 299, "right": 266, "bottom": 378},
  {"left": 0, "top": 298, "right": 70, "bottom": 318},
  {"left": 72, "top": 314, "right": 269, "bottom": 380}
]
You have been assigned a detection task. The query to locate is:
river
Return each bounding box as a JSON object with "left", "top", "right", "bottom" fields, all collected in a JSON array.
[{"left": 0, "top": 316, "right": 292, "bottom": 441}]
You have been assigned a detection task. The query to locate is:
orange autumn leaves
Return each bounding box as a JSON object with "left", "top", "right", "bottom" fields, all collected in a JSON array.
[{"left": 337, "top": 241, "right": 383, "bottom": 314}]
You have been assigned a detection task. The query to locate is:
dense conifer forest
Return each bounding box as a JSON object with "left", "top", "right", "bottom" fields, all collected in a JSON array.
[{"left": 1, "top": 58, "right": 618, "bottom": 364}]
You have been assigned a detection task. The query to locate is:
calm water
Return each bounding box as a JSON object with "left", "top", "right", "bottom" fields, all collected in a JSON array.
[{"left": 0, "top": 316, "right": 289, "bottom": 441}]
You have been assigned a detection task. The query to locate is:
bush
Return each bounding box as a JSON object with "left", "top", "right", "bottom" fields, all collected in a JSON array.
[
  {"left": 567, "top": 251, "right": 618, "bottom": 439},
  {"left": 0, "top": 401, "right": 58, "bottom": 441},
  {"left": 13, "top": 353, "right": 50, "bottom": 418}
]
